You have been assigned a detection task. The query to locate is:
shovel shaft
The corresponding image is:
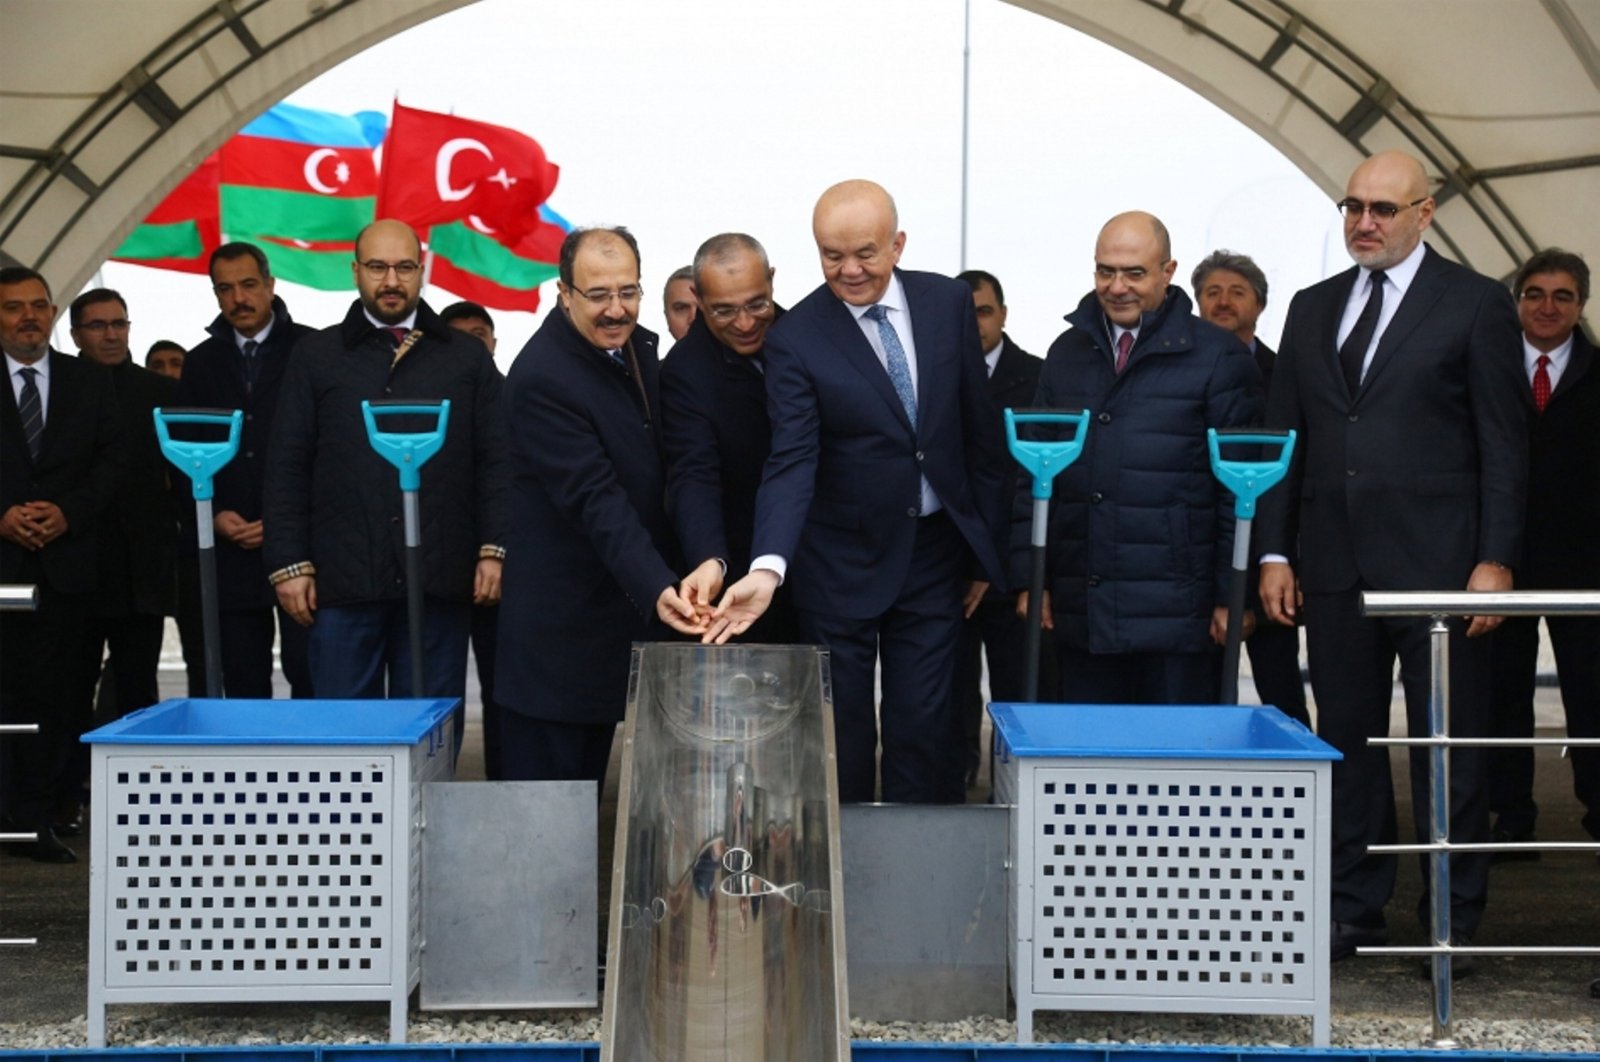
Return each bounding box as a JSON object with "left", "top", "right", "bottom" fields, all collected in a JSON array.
[
  {"left": 1220, "top": 514, "right": 1253, "bottom": 705},
  {"left": 195, "top": 498, "right": 224, "bottom": 698},
  {"left": 403, "top": 491, "right": 425, "bottom": 696},
  {"left": 1024, "top": 497, "right": 1049, "bottom": 703}
]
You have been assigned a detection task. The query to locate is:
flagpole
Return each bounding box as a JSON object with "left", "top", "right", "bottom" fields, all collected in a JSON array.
[{"left": 960, "top": 0, "right": 971, "bottom": 272}]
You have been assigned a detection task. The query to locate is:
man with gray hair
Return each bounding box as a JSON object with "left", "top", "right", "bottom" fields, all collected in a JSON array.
[
  {"left": 660, "top": 233, "right": 796, "bottom": 641},
  {"left": 662, "top": 264, "right": 697, "bottom": 342},
  {"left": 1192, "top": 249, "right": 1309, "bottom": 726}
]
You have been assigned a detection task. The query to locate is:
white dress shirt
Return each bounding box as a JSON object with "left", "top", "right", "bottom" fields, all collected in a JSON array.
[
  {"left": 1335, "top": 240, "right": 1427, "bottom": 383},
  {"left": 235, "top": 314, "right": 276, "bottom": 351},
  {"left": 1524, "top": 333, "right": 1573, "bottom": 391},
  {"left": 6, "top": 351, "right": 50, "bottom": 427},
  {"left": 984, "top": 338, "right": 1003, "bottom": 378}
]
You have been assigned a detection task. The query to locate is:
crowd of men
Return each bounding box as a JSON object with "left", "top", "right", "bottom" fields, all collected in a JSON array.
[{"left": 2, "top": 152, "right": 1596, "bottom": 973}]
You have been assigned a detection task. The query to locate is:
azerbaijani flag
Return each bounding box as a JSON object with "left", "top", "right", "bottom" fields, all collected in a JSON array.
[
  {"left": 111, "top": 152, "right": 221, "bottom": 273},
  {"left": 427, "top": 206, "right": 569, "bottom": 313}
]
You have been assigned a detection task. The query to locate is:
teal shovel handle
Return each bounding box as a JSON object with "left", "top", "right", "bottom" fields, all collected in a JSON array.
[
  {"left": 153, "top": 407, "right": 243, "bottom": 501},
  {"left": 1207, "top": 428, "right": 1297, "bottom": 519},
  {"left": 1005, "top": 408, "right": 1091, "bottom": 500},
  {"left": 362, "top": 399, "right": 451, "bottom": 492}
]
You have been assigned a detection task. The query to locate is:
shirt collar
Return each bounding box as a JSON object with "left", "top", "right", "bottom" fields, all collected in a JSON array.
[
  {"left": 235, "top": 313, "right": 276, "bottom": 350},
  {"left": 984, "top": 337, "right": 1003, "bottom": 377},
  {"left": 363, "top": 309, "right": 418, "bottom": 333},
  {"left": 1357, "top": 239, "right": 1427, "bottom": 295},
  {"left": 1525, "top": 332, "right": 1574, "bottom": 375},
  {"left": 846, "top": 273, "right": 908, "bottom": 323},
  {"left": 5, "top": 350, "right": 48, "bottom": 379}
]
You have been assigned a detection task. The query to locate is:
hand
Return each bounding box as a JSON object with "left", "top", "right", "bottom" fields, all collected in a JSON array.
[
  {"left": 1465, "top": 561, "right": 1512, "bottom": 638},
  {"left": 473, "top": 557, "right": 503, "bottom": 605},
  {"left": 679, "top": 559, "right": 725, "bottom": 622},
  {"left": 1209, "top": 605, "right": 1257, "bottom": 646},
  {"left": 1259, "top": 562, "right": 1299, "bottom": 626},
  {"left": 657, "top": 584, "right": 708, "bottom": 636},
  {"left": 0, "top": 505, "right": 42, "bottom": 550},
  {"left": 215, "top": 510, "right": 264, "bottom": 550},
  {"left": 276, "top": 574, "right": 317, "bottom": 627},
  {"left": 704, "top": 570, "right": 779, "bottom": 645},
  {"left": 19, "top": 501, "right": 66, "bottom": 546},
  {"left": 1015, "top": 589, "right": 1054, "bottom": 630},
  {"left": 962, "top": 580, "right": 989, "bottom": 619}
]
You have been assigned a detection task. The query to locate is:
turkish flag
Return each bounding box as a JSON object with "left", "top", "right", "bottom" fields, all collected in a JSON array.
[{"left": 377, "top": 102, "right": 559, "bottom": 243}]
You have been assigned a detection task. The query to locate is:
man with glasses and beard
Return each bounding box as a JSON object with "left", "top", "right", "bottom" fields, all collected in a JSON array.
[
  {"left": 263, "top": 220, "right": 508, "bottom": 716},
  {"left": 497, "top": 226, "right": 705, "bottom": 786},
  {"left": 1257, "top": 150, "right": 1526, "bottom": 965}
]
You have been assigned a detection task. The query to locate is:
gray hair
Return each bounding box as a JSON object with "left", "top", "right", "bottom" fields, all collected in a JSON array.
[{"left": 1192, "top": 250, "right": 1268, "bottom": 308}]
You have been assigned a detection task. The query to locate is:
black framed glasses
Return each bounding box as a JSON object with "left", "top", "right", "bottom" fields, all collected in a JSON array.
[
  {"left": 78, "top": 318, "right": 131, "bottom": 333},
  {"left": 1335, "top": 197, "right": 1427, "bottom": 222},
  {"left": 359, "top": 259, "right": 421, "bottom": 280}
]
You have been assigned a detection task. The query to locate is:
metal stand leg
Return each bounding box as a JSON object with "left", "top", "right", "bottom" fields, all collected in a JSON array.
[{"left": 1425, "top": 613, "right": 1457, "bottom": 1050}]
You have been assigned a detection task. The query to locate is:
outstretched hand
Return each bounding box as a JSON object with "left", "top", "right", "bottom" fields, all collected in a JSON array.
[
  {"left": 702, "top": 570, "right": 779, "bottom": 645},
  {"left": 657, "top": 584, "right": 709, "bottom": 636},
  {"left": 678, "top": 558, "right": 725, "bottom": 625}
]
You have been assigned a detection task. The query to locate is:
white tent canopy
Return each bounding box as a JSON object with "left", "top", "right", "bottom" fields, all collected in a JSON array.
[{"left": 3, "top": 0, "right": 1598, "bottom": 297}]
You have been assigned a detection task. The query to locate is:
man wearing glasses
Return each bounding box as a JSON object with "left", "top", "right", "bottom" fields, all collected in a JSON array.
[
  {"left": 1257, "top": 150, "right": 1527, "bottom": 964},
  {"left": 496, "top": 226, "right": 705, "bottom": 785},
  {"left": 659, "top": 233, "right": 796, "bottom": 643},
  {"left": 263, "top": 219, "right": 508, "bottom": 716}
]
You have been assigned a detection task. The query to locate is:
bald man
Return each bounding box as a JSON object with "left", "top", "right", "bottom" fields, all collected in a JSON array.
[
  {"left": 1257, "top": 151, "right": 1527, "bottom": 962},
  {"left": 1016, "top": 212, "right": 1262, "bottom": 704},
  {"left": 711, "top": 180, "right": 1008, "bottom": 804},
  {"left": 263, "top": 219, "right": 509, "bottom": 708}
]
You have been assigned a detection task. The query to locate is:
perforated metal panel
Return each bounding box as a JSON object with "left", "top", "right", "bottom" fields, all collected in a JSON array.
[{"left": 1030, "top": 766, "right": 1314, "bottom": 1000}]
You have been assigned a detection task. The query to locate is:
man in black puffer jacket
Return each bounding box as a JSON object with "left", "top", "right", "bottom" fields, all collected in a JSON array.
[
  {"left": 263, "top": 219, "right": 508, "bottom": 703},
  {"left": 1015, "top": 211, "right": 1262, "bottom": 704}
]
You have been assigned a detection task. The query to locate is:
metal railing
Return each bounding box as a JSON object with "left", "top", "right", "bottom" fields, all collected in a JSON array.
[
  {"left": 1, "top": 583, "right": 41, "bottom": 948},
  {"left": 1359, "top": 590, "right": 1600, "bottom": 1049}
]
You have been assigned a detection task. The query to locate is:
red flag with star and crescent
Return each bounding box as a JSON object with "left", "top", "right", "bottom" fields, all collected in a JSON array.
[{"left": 376, "top": 102, "right": 560, "bottom": 243}]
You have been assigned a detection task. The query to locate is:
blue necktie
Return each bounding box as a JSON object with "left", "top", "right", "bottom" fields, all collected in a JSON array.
[
  {"left": 864, "top": 304, "right": 916, "bottom": 426},
  {"left": 17, "top": 366, "right": 43, "bottom": 460}
]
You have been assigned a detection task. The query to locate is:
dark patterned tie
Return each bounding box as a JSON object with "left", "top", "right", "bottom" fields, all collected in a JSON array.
[
  {"left": 1532, "top": 355, "right": 1552, "bottom": 413},
  {"left": 241, "top": 338, "right": 260, "bottom": 392},
  {"left": 17, "top": 366, "right": 43, "bottom": 460},
  {"left": 1114, "top": 330, "right": 1134, "bottom": 375},
  {"left": 1339, "top": 270, "right": 1386, "bottom": 397},
  {"left": 863, "top": 304, "right": 916, "bottom": 425}
]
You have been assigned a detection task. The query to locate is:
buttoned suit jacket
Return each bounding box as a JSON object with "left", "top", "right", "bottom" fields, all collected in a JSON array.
[
  {"left": 1258, "top": 245, "right": 1527, "bottom": 594},
  {"left": 751, "top": 268, "right": 1008, "bottom": 619},
  {"left": 1521, "top": 326, "right": 1600, "bottom": 589}
]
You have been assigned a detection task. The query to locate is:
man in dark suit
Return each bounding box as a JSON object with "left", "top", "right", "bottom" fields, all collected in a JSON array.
[
  {"left": 497, "top": 227, "right": 705, "bottom": 786},
  {"left": 661, "top": 233, "right": 796, "bottom": 643},
  {"left": 1193, "top": 250, "right": 1310, "bottom": 726},
  {"left": 1258, "top": 150, "right": 1528, "bottom": 961},
  {"left": 0, "top": 267, "right": 121, "bottom": 863},
  {"left": 178, "top": 242, "right": 315, "bottom": 698},
  {"left": 953, "top": 269, "right": 1047, "bottom": 781},
  {"left": 1488, "top": 248, "right": 1600, "bottom": 855},
  {"left": 710, "top": 180, "right": 1009, "bottom": 804}
]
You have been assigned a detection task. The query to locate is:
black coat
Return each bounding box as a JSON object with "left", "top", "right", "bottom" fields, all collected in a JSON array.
[
  {"left": 1021, "top": 287, "right": 1262, "bottom": 654},
  {"left": 0, "top": 350, "right": 122, "bottom": 594},
  {"left": 986, "top": 334, "right": 1043, "bottom": 603},
  {"left": 177, "top": 298, "right": 316, "bottom": 610},
  {"left": 96, "top": 359, "right": 178, "bottom": 616},
  {"left": 1521, "top": 327, "right": 1600, "bottom": 588},
  {"left": 659, "top": 311, "right": 783, "bottom": 576},
  {"left": 496, "top": 309, "right": 678, "bottom": 725},
  {"left": 262, "top": 300, "right": 509, "bottom": 607}
]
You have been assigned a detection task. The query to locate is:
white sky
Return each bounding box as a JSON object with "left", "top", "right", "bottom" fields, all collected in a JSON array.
[{"left": 86, "top": 0, "right": 1351, "bottom": 372}]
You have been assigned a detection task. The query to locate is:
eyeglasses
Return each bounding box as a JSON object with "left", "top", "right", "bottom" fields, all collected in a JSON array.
[
  {"left": 359, "top": 259, "right": 421, "bottom": 280},
  {"left": 1335, "top": 197, "right": 1427, "bottom": 222},
  {"left": 1519, "top": 287, "right": 1580, "bottom": 305},
  {"left": 1094, "top": 263, "right": 1164, "bottom": 283},
  {"left": 705, "top": 297, "right": 774, "bottom": 323},
  {"left": 569, "top": 285, "right": 643, "bottom": 305},
  {"left": 78, "top": 318, "right": 131, "bottom": 333}
]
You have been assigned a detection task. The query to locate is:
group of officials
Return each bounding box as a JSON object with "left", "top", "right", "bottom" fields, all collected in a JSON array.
[{"left": 2, "top": 150, "right": 1597, "bottom": 974}]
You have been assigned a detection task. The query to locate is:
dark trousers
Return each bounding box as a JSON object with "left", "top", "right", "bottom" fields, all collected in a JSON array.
[
  {"left": 1053, "top": 642, "right": 1217, "bottom": 705},
  {"left": 308, "top": 597, "right": 471, "bottom": 704},
  {"left": 1246, "top": 620, "right": 1311, "bottom": 726},
  {"left": 0, "top": 589, "right": 92, "bottom": 830},
  {"left": 1489, "top": 614, "right": 1600, "bottom": 839},
  {"left": 1304, "top": 588, "right": 1490, "bottom": 935},
  {"left": 82, "top": 612, "right": 165, "bottom": 715},
  {"left": 499, "top": 710, "right": 616, "bottom": 789},
  {"left": 175, "top": 555, "right": 207, "bottom": 697},
  {"left": 955, "top": 596, "right": 1056, "bottom": 774},
  {"left": 798, "top": 511, "right": 968, "bottom": 805},
  {"left": 219, "top": 605, "right": 312, "bottom": 699},
  {"left": 471, "top": 602, "right": 506, "bottom": 780}
]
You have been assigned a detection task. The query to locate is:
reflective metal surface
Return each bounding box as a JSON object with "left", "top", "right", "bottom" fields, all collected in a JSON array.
[
  {"left": 1362, "top": 590, "right": 1600, "bottom": 616},
  {"left": 601, "top": 644, "right": 849, "bottom": 1062}
]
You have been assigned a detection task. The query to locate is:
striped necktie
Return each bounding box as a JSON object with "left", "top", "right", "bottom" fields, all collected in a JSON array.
[
  {"left": 863, "top": 304, "right": 916, "bottom": 425},
  {"left": 17, "top": 366, "right": 44, "bottom": 460}
]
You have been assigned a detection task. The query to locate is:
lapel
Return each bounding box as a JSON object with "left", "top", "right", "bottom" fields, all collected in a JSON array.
[
  {"left": 0, "top": 361, "right": 31, "bottom": 464},
  {"left": 1319, "top": 268, "right": 1361, "bottom": 397},
  {"left": 35, "top": 351, "right": 80, "bottom": 466},
  {"left": 1359, "top": 246, "right": 1448, "bottom": 397},
  {"left": 818, "top": 284, "right": 916, "bottom": 436},
  {"left": 1551, "top": 330, "right": 1595, "bottom": 404}
]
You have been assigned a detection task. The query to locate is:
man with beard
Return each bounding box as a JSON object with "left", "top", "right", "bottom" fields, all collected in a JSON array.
[
  {"left": 177, "top": 243, "right": 316, "bottom": 698},
  {"left": 1258, "top": 150, "right": 1526, "bottom": 963},
  {"left": 498, "top": 227, "right": 705, "bottom": 785},
  {"left": 0, "top": 267, "right": 120, "bottom": 863},
  {"left": 660, "top": 232, "right": 797, "bottom": 642},
  {"left": 263, "top": 220, "right": 508, "bottom": 710}
]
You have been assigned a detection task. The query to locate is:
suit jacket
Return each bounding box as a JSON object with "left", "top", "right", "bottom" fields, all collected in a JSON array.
[
  {"left": 751, "top": 269, "right": 1008, "bottom": 618},
  {"left": 177, "top": 298, "right": 316, "bottom": 610},
  {"left": 0, "top": 350, "right": 122, "bottom": 594},
  {"left": 659, "top": 311, "right": 782, "bottom": 576},
  {"left": 1253, "top": 338, "right": 1278, "bottom": 392},
  {"left": 1521, "top": 327, "right": 1600, "bottom": 588},
  {"left": 1258, "top": 245, "right": 1527, "bottom": 594},
  {"left": 984, "top": 334, "right": 1043, "bottom": 603},
  {"left": 96, "top": 358, "right": 178, "bottom": 616},
  {"left": 497, "top": 310, "right": 678, "bottom": 724}
]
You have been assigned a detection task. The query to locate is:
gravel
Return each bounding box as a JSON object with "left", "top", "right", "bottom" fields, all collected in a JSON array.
[{"left": 3, "top": 1008, "right": 1596, "bottom": 1053}]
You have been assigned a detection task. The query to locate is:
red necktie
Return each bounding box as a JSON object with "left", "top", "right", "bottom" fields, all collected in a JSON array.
[
  {"left": 386, "top": 326, "right": 409, "bottom": 347},
  {"left": 1532, "top": 355, "right": 1551, "bottom": 413},
  {"left": 1115, "top": 330, "right": 1134, "bottom": 375}
]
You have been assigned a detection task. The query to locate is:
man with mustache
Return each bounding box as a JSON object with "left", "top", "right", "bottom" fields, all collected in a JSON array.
[
  {"left": 175, "top": 242, "right": 315, "bottom": 698},
  {"left": 498, "top": 226, "right": 706, "bottom": 786},
  {"left": 1013, "top": 212, "right": 1262, "bottom": 704},
  {"left": 263, "top": 220, "right": 509, "bottom": 724},
  {"left": 0, "top": 266, "right": 121, "bottom": 863}
]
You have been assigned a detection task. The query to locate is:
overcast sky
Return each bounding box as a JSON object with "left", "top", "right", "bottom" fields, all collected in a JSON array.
[{"left": 89, "top": 0, "right": 1349, "bottom": 371}]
